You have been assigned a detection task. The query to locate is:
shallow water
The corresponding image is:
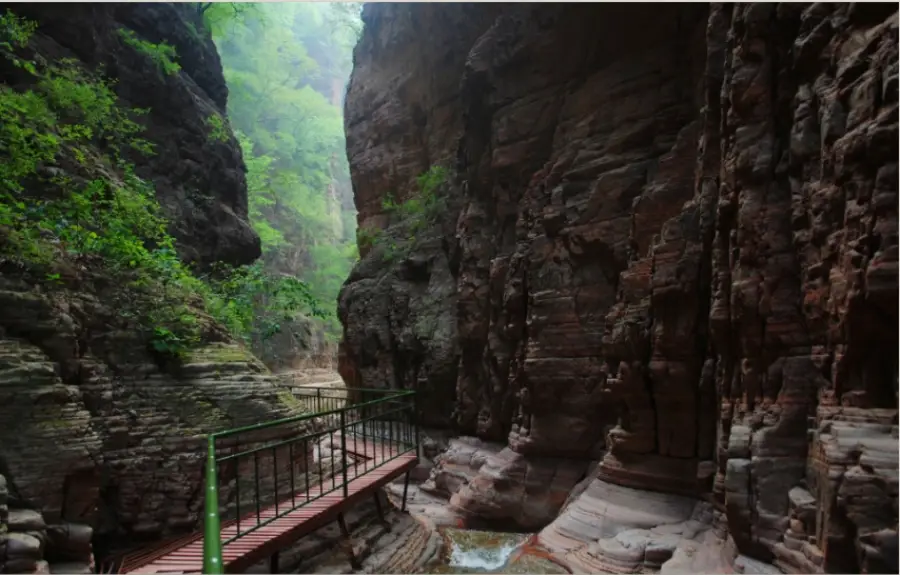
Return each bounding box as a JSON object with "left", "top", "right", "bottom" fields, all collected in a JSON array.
[{"left": 424, "top": 528, "right": 568, "bottom": 574}]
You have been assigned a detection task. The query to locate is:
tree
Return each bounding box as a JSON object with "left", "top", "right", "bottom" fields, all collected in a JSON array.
[{"left": 209, "top": 2, "right": 362, "bottom": 351}]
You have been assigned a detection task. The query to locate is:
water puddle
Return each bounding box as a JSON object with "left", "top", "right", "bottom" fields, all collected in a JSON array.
[{"left": 425, "top": 528, "right": 568, "bottom": 574}]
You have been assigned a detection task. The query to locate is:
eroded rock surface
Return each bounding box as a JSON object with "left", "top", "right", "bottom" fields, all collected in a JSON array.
[
  {"left": 339, "top": 2, "right": 503, "bottom": 429},
  {"left": 449, "top": 447, "right": 587, "bottom": 531},
  {"left": 341, "top": 2, "right": 899, "bottom": 572},
  {"left": 0, "top": 2, "right": 296, "bottom": 568},
  {"left": 0, "top": 474, "right": 94, "bottom": 574}
]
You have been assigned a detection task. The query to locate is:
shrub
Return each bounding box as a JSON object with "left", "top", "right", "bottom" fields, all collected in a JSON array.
[
  {"left": 118, "top": 28, "right": 181, "bottom": 77},
  {"left": 205, "top": 113, "right": 230, "bottom": 143},
  {"left": 367, "top": 165, "right": 450, "bottom": 262}
]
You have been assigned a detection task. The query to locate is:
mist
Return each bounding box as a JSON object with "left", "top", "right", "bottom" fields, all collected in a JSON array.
[{"left": 204, "top": 2, "right": 363, "bottom": 368}]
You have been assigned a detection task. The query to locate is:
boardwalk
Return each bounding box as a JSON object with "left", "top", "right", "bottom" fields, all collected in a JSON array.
[{"left": 119, "top": 436, "right": 417, "bottom": 574}]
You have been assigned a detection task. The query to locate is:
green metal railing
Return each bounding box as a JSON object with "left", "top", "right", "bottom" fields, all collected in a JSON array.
[{"left": 202, "top": 386, "right": 418, "bottom": 574}]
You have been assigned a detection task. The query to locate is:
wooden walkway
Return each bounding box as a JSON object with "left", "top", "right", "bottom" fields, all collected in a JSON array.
[{"left": 118, "top": 436, "right": 417, "bottom": 574}]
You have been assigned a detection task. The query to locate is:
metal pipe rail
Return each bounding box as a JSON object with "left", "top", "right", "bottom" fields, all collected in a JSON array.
[{"left": 201, "top": 386, "right": 418, "bottom": 574}]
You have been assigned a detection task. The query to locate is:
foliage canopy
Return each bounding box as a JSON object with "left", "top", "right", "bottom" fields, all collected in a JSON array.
[
  {"left": 207, "top": 2, "right": 363, "bottom": 353},
  {"left": 0, "top": 10, "right": 326, "bottom": 363}
]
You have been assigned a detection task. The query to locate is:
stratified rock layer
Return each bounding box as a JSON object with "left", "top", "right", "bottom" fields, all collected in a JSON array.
[
  {"left": 0, "top": 2, "right": 293, "bottom": 566},
  {"left": 340, "top": 2, "right": 899, "bottom": 572},
  {"left": 339, "top": 2, "right": 502, "bottom": 428}
]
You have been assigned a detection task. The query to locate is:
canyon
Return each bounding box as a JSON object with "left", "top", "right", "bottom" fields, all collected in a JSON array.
[
  {"left": 339, "top": 2, "right": 898, "bottom": 573},
  {"left": 0, "top": 2, "right": 897, "bottom": 575}
]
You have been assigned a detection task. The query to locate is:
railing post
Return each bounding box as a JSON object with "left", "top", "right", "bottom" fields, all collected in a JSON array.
[
  {"left": 412, "top": 388, "right": 420, "bottom": 458},
  {"left": 340, "top": 408, "right": 349, "bottom": 498},
  {"left": 203, "top": 436, "right": 224, "bottom": 575}
]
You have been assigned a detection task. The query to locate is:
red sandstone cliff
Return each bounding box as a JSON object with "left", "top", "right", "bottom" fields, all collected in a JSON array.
[{"left": 339, "top": 2, "right": 898, "bottom": 573}]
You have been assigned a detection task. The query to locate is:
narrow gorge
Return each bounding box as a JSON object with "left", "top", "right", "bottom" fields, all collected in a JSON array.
[
  {"left": 340, "top": 2, "right": 898, "bottom": 574},
  {"left": 0, "top": 2, "right": 897, "bottom": 575}
]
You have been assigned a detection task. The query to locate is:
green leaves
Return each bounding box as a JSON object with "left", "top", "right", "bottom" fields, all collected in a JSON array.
[
  {"left": 210, "top": 2, "right": 361, "bottom": 344},
  {"left": 205, "top": 113, "right": 230, "bottom": 143},
  {"left": 198, "top": 2, "right": 263, "bottom": 39},
  {"left": 200, "top": 261, "right": 324, "bottom": 346},
  {"left": 0, "top": 88, "right": 58, "bottom": 190},
  {"left": 0, "top": 10, "right": 330, "bottom": 364},
  {"left": 118, "top": 28, "right": 181, "bottom": 77},
  {"left": 0, "top": 10, "right": 36, "bottom": 49},
  {"left": 366, "top": 165, "right": 451, "bottom": 263}
]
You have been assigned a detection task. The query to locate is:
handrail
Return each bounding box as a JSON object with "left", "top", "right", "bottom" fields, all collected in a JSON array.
[
  {"left": 209, "top": 388, "right": 414, "bottom": 439},
  {"left": 202, "top": 386, "right": 417, "bottom": 574},
  {"left": 217, "top": 403, "right": 413, "bottom": 462}
]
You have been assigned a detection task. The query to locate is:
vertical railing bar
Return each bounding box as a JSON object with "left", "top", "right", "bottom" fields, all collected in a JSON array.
[
  {"left": 289, "top": 441, "right": 296, "bottom": 509},
  {"left": 340, "top": 409, "right": 349, "bottom": 498},
  {"left": 203, "top": 436, "right": 224, "bottom": 575},
  {"left": 363, "top": 403, "right": 369, "bottom": 472},
  {"left": 406, "top": 399, "right": 412, "bottom": 453},
  {"left": 273, "top": 445, "right": 279, "bottom": 516},
  {"left": 234, "top": 454, "right": 241, "bottom": 536},
  {"left": 317, "top": 433, "right": 324, "bottom": 497},
  {"left": 254, "top": 450, "right": 261, "bottom": 526},
  {"left": 304, "top": 438, "right": 310, "bottom": 502},
  {"left": 330, "top": 427, "right": 336, "bottom": 492},
  {"left": 354, "top": 415, "right": 360, "bottom": 478},
  {"left": 413, "top": 387, "right": 420, "bottom": 459}
]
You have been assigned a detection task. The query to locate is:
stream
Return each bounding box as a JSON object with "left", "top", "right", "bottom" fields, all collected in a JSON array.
[{"left": 424, "top": 528, "right": 569, "bottom": 574}]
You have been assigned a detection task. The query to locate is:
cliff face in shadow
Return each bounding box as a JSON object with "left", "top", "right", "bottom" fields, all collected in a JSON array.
[
  {"left": 0, "top": 3, "right": 298, "bottom": 571},
  {"left": 339, "top": 3, "right": 898, "bottom": 573}
]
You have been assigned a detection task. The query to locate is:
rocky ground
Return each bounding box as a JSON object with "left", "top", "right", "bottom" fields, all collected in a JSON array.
[
  {"left": 239, "top": 495, "right": 442, "bottom": 575},
  {"left": 388, "top": 432, "right": 787, "bottom": 574}
]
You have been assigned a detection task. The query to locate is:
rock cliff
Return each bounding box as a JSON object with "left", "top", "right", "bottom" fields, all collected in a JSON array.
[
  {"left": 340, "top": 2, "right": 898, "bottom": 573},
  {"left": 0, "top": 3, "right": 296, "bottom": 571}
]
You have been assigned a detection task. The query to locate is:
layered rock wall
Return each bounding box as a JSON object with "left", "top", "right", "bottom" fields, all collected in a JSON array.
[
  {"left": 339, "top": 2, "right": 502, "bottom": 427},
  {"left": 340, "top": 2, "right": 898, "bottom": 572},
  {"left": 0, "top": 3, "right": 297, "bottom": 568}
]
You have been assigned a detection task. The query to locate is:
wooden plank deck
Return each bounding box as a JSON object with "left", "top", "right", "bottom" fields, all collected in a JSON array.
[{"left": 120, "top": 436, "right": 417, "bottom": 574}]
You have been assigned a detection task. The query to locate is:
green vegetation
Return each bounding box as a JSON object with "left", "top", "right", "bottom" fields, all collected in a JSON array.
[
  {"left": 0, "top": 10, "right": 324, "bottom": 362},
  {"left": 117, "top": 28, "right": 181, "bottom": 76},
  {"left": 201, "top": 261, "right": 326, "bottom": 346},
  {"left": 386, "top": 165, "right": 449, "bottom": 229},
  {"left": 205, "top": 2, "right": 363, "bottom": 346},
  {"left": 363, "top": 165, "right": 450, "bottom": 262},
  {"left": 196, "top": 2, "right": 262, "bottom": 38},
  {"left": 205, "top": 113, "right": 230, "bottom": 143}
]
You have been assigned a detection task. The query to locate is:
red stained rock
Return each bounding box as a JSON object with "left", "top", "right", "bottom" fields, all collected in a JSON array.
[{"left": 340, "top": 2, "right": 898, "bottom": 572}]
